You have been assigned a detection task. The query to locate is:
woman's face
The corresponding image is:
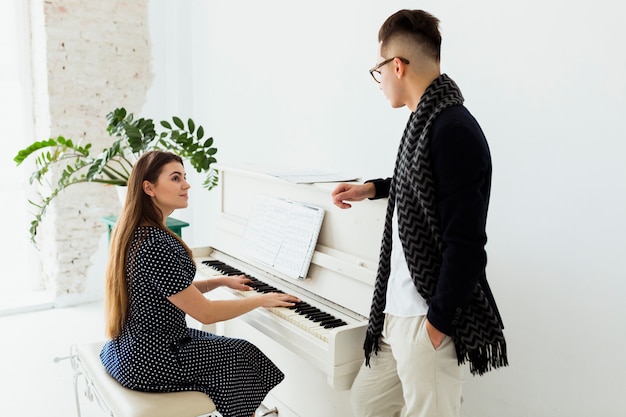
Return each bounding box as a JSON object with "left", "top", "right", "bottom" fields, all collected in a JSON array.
[{"left": 143, "top": 161, "right": 190, "bottom": 219}]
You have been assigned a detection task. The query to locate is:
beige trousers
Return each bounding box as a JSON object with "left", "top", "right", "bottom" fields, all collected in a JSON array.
[{"left": 350, "top": 314, "right": 463, "bottom": 417}]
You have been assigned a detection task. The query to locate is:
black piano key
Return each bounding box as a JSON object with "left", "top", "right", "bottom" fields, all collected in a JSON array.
[
  {"left": 305, "top": 311, "right": 326, "bottom": 319},
  {"left": 263, "top": 285, "right": 278, "bottom": 291},
  {"left": 308, "top": 313, "right": 334, "bottom": 322},
  {"left": 324, "top": 321, "right": 347, "bottom": 329},
  {"left": 297, "top": 310, "right": 318, "bottom": 317},
  {"left": 322, "top": 319, "right": 345, "bottom": 327}
]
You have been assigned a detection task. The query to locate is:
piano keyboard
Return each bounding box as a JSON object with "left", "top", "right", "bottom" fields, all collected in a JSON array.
[{"left": 202, "top": 260, "right": 348, "bottom": 342}]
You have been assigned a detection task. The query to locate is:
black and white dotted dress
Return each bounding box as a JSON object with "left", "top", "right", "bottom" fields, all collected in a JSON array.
[{"left": 100, "top": 226, "right": 284, "bottom": 417}]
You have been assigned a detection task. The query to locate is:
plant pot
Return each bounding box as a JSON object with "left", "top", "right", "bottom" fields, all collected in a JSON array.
[{"left": 116, "top": 185, "right": 128, "bottom": 206}]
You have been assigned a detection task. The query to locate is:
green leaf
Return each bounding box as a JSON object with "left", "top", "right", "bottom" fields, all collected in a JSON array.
[
  {"left": 161, "top": 120, "right": 172, "bottom": 129},
  {"left": 173, "top": 116, "right": 184, "bottom": 130},
  {"left": 187, "top": 118, "right": 195, "bottom": 134},
  {"left": 13, "top": 137, "right": 61, "bottom": 164}
]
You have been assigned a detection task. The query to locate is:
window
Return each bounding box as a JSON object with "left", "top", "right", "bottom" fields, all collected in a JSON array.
[{"left": 0, "top": 0, "right": 42, "bottom": 307}]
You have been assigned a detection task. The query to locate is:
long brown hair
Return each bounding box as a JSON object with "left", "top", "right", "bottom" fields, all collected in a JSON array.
[{"left": 104, "top": 150, "right": 192, "bottom": 339}]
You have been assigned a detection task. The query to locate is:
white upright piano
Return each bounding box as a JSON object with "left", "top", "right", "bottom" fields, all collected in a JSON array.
[{"left": 192, "top": 165, "right": 386, "bottom": 417}]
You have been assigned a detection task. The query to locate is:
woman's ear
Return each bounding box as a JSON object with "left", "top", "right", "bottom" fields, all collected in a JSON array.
[{"left": 142, "top": 180, "right": 155, "bottom": 197}]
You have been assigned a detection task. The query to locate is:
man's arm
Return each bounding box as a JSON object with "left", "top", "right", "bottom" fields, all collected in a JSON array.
[
  {"left": 331, "top": 181, "right": 379, "bottom": 208},
  {"left": 364, "top": 178, "right": 392, "bottom": 200},
  {"left": 427, "top": 111, "right": 492, "bottom": 336}
]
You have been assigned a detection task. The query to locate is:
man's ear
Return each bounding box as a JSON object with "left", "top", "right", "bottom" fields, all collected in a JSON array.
[
  {"left": 394, "top": 57, "right": 406, "bottom": 79},
  {"left": 142, "top": 180, "right": 155, "bottom": 197}
]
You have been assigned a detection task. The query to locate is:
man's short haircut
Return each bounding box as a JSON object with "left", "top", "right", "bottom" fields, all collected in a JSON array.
[{"left": 378, "top": 9, "right": 441, "bottom": 60}]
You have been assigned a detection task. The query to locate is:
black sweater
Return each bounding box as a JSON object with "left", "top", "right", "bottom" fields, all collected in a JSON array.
[{"left": 368, "top": 105, "right": 503, "bottom": 335}]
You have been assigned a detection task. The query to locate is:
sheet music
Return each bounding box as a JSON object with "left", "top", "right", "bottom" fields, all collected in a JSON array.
[{"left": 241, "top": 194, "right": 325, "bottom": 279}]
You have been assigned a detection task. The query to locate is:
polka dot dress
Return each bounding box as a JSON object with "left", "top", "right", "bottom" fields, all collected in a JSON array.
[{"left": 100, "top": 226, "right": 284, "bottom": 417}]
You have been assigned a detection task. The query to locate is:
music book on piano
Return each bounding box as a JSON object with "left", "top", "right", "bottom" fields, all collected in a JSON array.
[
  {"left": 241, "top": 194, "right": 325, "bottom": 279},
  {"left": 266, "top": 169, "right": 360, "bottom": 184}
]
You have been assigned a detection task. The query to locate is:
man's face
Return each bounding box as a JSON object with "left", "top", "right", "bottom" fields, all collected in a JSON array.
[{"left": 373, "top": 44, "right": 406, "bottom": 109}]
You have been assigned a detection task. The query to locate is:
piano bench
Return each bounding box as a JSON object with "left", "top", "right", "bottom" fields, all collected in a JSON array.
[{"left": 70, "top": 341, "right": 219, "bottom": 417}]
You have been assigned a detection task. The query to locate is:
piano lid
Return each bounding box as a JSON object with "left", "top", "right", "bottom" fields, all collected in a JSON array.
[{"left": 205, "top": 164, "right": 387, "bottom": 318}]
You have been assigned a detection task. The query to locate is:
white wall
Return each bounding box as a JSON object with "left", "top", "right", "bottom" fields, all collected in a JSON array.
[{"left": 144, "top": 1, "right": 626, "bottom": 416}]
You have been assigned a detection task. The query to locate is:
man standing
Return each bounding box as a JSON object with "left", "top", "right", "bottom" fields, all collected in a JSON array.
[{"left": 331, "top": 9, "right": 508, "bottom": 417}]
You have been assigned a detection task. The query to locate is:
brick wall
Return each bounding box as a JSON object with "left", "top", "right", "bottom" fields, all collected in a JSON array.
[{"left": 30, "top": 0, "right": 153, "bottom": 301}]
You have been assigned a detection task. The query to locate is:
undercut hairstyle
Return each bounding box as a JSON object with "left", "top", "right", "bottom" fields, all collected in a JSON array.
[{"left": 378, "top": 9, "right": 441, "bottom": 60}]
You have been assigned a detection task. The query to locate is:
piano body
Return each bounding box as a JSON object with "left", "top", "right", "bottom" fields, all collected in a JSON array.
[{"left": 191, "top": 165, "right": 386, "bottom": 417}]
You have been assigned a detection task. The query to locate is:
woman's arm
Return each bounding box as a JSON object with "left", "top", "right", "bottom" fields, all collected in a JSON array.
[
  {"left": 192, "top": 275, "right": 252, "bottom": 293},
  {"left": 168, "top": 284, "right": 300, "bottom": 325}
]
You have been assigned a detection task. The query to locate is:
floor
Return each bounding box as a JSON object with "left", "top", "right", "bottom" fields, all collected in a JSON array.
[{"left": 0, "top": 301, "right": 107, "bottom": 417}]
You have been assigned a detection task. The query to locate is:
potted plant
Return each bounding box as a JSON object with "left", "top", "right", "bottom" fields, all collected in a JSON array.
[{"left": 14, "top": 107, "right": 218, "bottom": 244}]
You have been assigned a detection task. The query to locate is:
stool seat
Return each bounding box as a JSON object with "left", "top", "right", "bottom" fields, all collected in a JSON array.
[{"left": 72, "top": 341, "right": 218, "bottom": 417}]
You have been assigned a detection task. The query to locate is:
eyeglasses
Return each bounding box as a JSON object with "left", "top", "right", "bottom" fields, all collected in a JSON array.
[{"left": 369, "top": 57, "right": 410, "bottom": 83}]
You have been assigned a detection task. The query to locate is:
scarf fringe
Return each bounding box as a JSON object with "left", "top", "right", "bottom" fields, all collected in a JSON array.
[
  {"left": 457, "top": 339, "right": 508, "bottom": 376},
  {"left": 363, "top": 332, "right": 379, "bottom": 367}
]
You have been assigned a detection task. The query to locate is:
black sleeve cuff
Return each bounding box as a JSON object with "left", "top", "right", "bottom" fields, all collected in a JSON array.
[{"left": 365, "top": 178, "right": 391, "bottom": 200}]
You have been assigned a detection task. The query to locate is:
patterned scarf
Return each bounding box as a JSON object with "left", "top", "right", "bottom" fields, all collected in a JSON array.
[{"left": 363, "top": 74, "right": 508, "bottom": 376}]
